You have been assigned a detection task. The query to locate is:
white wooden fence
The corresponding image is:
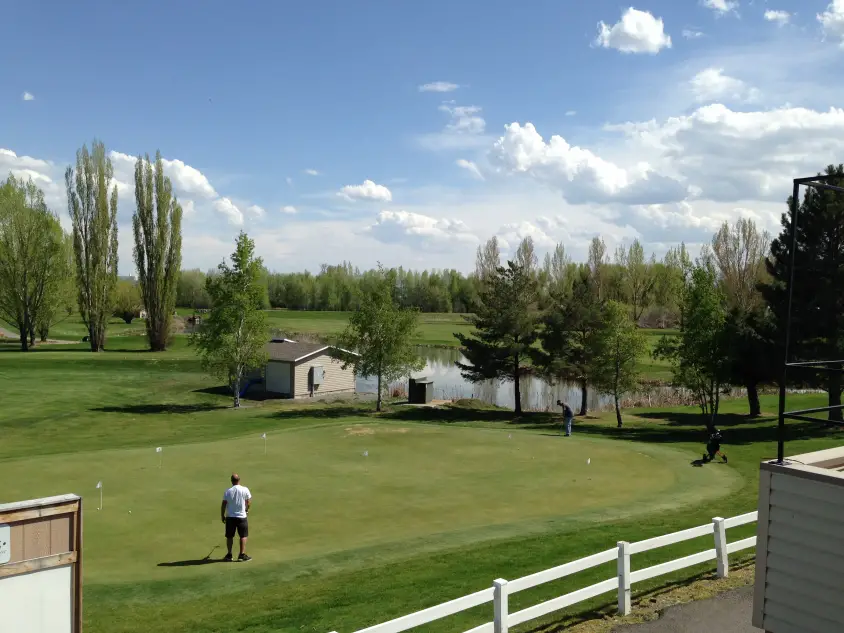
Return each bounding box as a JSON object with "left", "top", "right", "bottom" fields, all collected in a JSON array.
[{"left": 328, "top": 511, "right": 758, "bottom": 633}]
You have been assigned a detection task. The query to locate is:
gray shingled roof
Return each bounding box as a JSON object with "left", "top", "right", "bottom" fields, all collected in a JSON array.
[{"left": 267, "top": 340, "right": 329, "bottom": 363}]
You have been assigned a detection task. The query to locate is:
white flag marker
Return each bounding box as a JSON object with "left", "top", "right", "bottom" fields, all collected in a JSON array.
[
  {"left": 587, "top": 458, "right": 591, "bottom": 465},
  {"left": 363, "top": 450, "right": 368, "bottom": 457},
  {"left": 96, "top": 481, "right": 103, "bottom": 509},
  {"left": 156, "top": 446, "right": 163, "bottom": 469},
  {"left": 261, "top": 433, "right": 267, "bottom": 454}
]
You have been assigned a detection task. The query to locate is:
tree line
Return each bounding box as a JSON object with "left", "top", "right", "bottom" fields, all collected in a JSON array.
[
  {"left": 172, "top": 238, "right": 694, "bottom": 324},
  {"left": 0, "top": 140, "right": 182, "bottom": 352}
]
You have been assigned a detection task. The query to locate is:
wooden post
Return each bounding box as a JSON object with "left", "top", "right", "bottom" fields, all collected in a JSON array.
[
  {"left": 617, "top": 541, "right": 631, "bottom": 616},
  {"left": 713, "top": 517, "right": 728, "bottom": 578},
  {"left": 493, "top": 578, "right": 509, "bottom": 633}
]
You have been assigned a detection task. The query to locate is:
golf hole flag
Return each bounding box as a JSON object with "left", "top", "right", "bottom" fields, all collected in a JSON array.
[
  {"left": 261, "top": 433, "right": 266, "bottom": 440},
  {"left": 156, "top": 447, "right": 163, "bottom": 453},
  {"left": 96, "top": 481, "right": 102, "bottom": 489}
]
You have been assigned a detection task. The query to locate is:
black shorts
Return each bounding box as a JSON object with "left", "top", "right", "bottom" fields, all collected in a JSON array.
[{"left": 225, "top": 517, "right": 249, "bottom": 539}]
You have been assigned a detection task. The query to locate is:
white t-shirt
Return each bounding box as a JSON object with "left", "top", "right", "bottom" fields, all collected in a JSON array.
[{"left": 223, "top": 485, "right": 252, "bottom": 518}]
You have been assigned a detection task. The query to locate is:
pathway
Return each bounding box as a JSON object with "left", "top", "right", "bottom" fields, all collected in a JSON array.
[{"left": 614, "top": 587, "right": 760, "bottom": 632}]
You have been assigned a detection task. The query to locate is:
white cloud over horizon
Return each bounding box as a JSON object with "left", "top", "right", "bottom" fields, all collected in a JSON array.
[
  {"left": 338, "top": 179, "right": 393, "bottom": 202},
  {"left": 418, "top": 82, "right": 460, "bottom": 93},
  {"left": 595, "top": 8, "right": 672, "bottom": 54},
  {"left": 819, "top": 0, "right": 844, "bottom": 46},
  {"left": 764, "top": 10, "right": 791, "bottom": 26},
  {"left": 22, "top": 92, "right": 35, "bottom": 101},
  {"left": 701, "top": 0, "right": 739, "bottom": 16},
  {"left": 689, "top": 68, "right": 759, "bottom": 103}
]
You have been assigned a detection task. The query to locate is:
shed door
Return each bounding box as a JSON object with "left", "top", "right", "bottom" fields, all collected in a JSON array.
[{"left": 266, "top": 362, "right": 291, "bottom": 395}]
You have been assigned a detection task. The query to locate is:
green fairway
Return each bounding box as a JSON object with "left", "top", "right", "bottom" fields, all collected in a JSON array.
[
  {"left": 260, "top": 309, "right": 472, "bottom": 347},
  {"left": 5, "top": 420, "right": 734, "bottom": 588},
  {"left": 2, "top": 339, "right": 840, "bottom": 633}
]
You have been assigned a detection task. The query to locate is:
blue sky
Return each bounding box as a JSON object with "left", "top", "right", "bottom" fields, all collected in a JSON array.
[{"left": 3, "top": 0, "right": 844, "bottom": 274}]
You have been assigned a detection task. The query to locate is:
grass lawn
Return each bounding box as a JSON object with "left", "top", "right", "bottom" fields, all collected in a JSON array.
[{"left": 3, "top": 339, "right": 832, "bottom": 632}]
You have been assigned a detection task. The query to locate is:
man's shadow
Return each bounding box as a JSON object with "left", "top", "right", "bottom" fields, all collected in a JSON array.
[{"left": 158, "top": 546, "right": 224, "bottom": 567}]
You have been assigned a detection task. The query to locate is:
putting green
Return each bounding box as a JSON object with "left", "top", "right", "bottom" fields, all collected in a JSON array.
[{"left": 2, "top": 421, "right": 736, "bottom": 585}]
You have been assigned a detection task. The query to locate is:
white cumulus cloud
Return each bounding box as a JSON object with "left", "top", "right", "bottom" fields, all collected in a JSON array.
[
  {"left": 280, "top": 205, "right": 297, "bottom": 214},
  {"left": 456, "top": 159, "right": 484, "bottom": 180},
  {"left": 366, "top": 210, "right": 478, "bottom": 250},
  {"left": 606, "top": 103, "right": 844, "bottom": 203},
  {"left": 689, "top": 68, "right": 759, "bottom": 103},
  {"left": 595, "top": 8, "right": 672, "bottom": 54},
  {"left": 22, "top": 92, "right": 35, "bottom": 101},
  {"left": 488, "top": 121, "right": 687, "bottom": 205},
  {"left": 246, "top": 204, "right": 265, "bottom": 218},
  {"left": 418, "top": 82, "right": 459, "bottom": 93},
  {"left": 417, "top": 102, "right": 489, "bottom": 151},
  {"left": 819, "top": 0, "right": 844, "bottom": 46},
  {"left": 338, "top": 179, "right": 393, "bottom": 202},
  {"left": 702, "top": 0, "right": 739, "bottom": 16},
  {"left": 764, "top": 10, "right": 791, "bottom": 25},
  {"left": 303, "top": 169, "right": 320, "bottom": 176},
  {"left": 682, "top": 29, "right": 704, "bottom": 39},
  {"left": 213, "top": 197, "right": 244, "bottom": 225}
]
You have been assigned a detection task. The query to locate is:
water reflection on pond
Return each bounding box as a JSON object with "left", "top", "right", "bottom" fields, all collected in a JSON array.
[{"left": 355, "top": 346, "right": 612, "bottom": 412}]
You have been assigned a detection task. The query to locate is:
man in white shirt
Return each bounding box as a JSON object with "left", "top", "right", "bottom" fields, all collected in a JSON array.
[{"left": 221, "top": 473, "right": 252, "bottom": 562}]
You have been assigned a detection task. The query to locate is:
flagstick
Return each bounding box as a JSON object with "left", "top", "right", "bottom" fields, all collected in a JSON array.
[{"left": 264, "top": 437, "right": 267, "bottom": 455}]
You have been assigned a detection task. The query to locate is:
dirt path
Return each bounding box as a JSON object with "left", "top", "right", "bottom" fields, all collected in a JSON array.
[{"left": 0, "top": 326, "right": 76, "bottom": 345}]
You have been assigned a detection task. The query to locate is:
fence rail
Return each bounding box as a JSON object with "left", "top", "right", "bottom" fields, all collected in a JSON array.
[{"left": 327, "top": 511, "right": 758, "bottom": 633}]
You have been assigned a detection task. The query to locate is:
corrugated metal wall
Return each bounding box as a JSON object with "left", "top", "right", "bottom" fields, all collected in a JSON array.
[{"left": 757, "top": 471, "right": 844, "bottom": 633}]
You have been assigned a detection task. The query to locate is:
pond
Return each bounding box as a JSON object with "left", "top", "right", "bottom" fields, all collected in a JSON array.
[{"left": 355, "top": 346, "right": 614, "bottom": 412}]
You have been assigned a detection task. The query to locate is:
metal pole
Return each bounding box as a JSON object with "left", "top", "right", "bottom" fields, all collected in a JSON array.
[{"left": 777, "top": 180, "right": 801, "bottom": 464}]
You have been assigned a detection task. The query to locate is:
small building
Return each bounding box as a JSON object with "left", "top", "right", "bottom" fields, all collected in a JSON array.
[{"left": 264, "top": 339, "right": 358, "bottom": 399}]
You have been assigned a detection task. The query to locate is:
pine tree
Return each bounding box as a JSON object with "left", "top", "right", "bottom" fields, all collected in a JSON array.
[
  {"left": 761, "top": 164, "right": 844, "bottom": 421},
  {"left": 455, "top": 261, "right": 539, "bottom": 414}
]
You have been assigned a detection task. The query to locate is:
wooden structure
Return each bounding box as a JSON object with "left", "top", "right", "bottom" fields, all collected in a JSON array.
[
  {"left": 753, "top": 447, "right": 844, "bottom": 632},
  {"left": 0, "top": 494, "right": 83, "bottom": 633},
  {"left": 264, "top": 339, "right": 358, "bottom": 399}
]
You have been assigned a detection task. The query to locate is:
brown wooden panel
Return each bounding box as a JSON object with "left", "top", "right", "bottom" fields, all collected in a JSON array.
[
  {"left": 0, "top": 551, "right": 77, "bottom": 579},
  {"left": 8, "top": 523, "right": 24, "bottom": 563},
  {"left": 23, "top": 518, "right": 51, "bottom": 560},
  {"left": 0, "top": 502, "right": 78, "bottom": 524},
  {"left": 50, "top": 515, "right": 72, "bottom": 554}
]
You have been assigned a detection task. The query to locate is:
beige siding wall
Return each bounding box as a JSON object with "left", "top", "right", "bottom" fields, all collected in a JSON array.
[
  {"left": 757, "top": 471, "right": 844, "bottom": 632},
  {"left": 266, "top": 361, "right": 292, "bottom": 395},
  {"left": 293, "top": 353, "right": 355, "bottom": 398}
]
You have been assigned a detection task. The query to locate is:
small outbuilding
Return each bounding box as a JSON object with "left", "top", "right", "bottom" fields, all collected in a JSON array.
[{"left": 263, "top": 339, "right": 358, "bottom": 399}]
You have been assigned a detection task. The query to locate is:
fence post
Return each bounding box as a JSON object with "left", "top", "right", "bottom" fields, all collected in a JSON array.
[
  {"left": 713, "top": 517, "right": 728, "bottom": 578},
  {"left": 494, "top": 578, "right": 509, "bottom": 633},
  {"left": 617, "top": 541, "right": 631, "bottom": 616}
]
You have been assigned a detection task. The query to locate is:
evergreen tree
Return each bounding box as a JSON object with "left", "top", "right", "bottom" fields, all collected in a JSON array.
[
  {"left": 533, "top": 266, "right": 602, "bottom": 415},
  {"left": 761, "top": 165, "right": 844, "bottom": 422},
  {"left": 132, "top": 152, "right": 183, "bottom": 351},
  {"left": 66, "top": 140, "right": 119, "bottom": 352},
  {"left": 455, "top": 261, "right": 539, "bottom": 414}
]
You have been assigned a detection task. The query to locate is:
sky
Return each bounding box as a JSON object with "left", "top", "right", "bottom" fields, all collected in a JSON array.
[{"left": 3, "top": 0, "right": 844, "bottom": 276}]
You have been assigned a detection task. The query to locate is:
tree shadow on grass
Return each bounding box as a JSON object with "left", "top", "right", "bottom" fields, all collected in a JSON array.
[
  {"left": 518, "top": 416, "right": 842, "bottom": 447},
  {"left": 268, "top": 406, "right": 376, "bottom": 420},
  {"left": 380, "top": 405, "right": 529, "bottom": 424},
  {"left": 92, "top": 403, "right": 227, "bottom": 415},
  {"left": 193, "top": 386, "right": 277, "bottom": 402},
  {"left": 636, "top": 411, "right": 771, "bottom": 428}
]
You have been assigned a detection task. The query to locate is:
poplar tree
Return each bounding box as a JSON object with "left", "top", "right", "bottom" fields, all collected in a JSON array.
[
  {"left": 66, "top": 141, "right": 119, "bottom": 352},
  {"left": 133, "top": 152, "right": 183, "bottom": 351}
]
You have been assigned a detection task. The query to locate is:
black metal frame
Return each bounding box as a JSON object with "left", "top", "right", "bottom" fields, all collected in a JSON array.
[{"left": 776, "top": 175, "right": 844, "bottom": 464}]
